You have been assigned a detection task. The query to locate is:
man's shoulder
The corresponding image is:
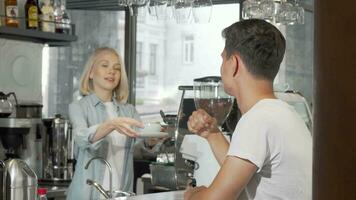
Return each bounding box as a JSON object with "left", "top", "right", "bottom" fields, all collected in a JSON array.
[{"left": 246, "top": 99, "right": 293, "bottom": 119}]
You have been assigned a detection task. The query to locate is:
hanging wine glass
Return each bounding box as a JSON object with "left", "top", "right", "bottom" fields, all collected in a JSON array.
[
  {"left": 173, "top": 0, "right": 193, "bottom": 24},
  {"left": 276, "top": 0, "right": 298, "bottom": 25},
  {"left": 242, "top": 0, "right": 263, "bottom": 19},
  {"left": 192, "top": 0, "right": 212, "bottom": 23},
  {"left": 148, "top": 0, "right": 158, "bottom": 18},
  {"left": 132, "top": 0, "right": 148, "bottom": 6},
  {"left": 259, "top": 0, "right": 275, "bottom": 22},
  {"left": 165, "top": 0, "right": 175, "bottom": 20},
  {"left": 117, "top": 0, "right": 127, "bottom": 6},
  {"left": 155, "top": 0, "right": 170, "bottom": 20},
  {"left": 293, "top": 0, "right": 305, "bottom": 24}
]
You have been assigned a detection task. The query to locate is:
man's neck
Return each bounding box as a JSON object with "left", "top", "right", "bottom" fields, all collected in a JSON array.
[{"left": 236, "top": 79, "right": 275, "bottom": 114}]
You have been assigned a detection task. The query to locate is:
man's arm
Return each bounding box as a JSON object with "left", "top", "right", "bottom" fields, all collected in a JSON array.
[
  {"left": 187, "top": 109, "right": 230, "bottom": 165},
  {"left": 206, "top": 132, "right": 230, "bottom": 165},
  {"left": 184, "top": 156, "right": 257, "bottom": 200}
]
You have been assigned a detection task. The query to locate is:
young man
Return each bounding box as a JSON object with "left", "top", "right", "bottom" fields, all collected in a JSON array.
[{"left": 184, "top": 19, "right": 312, "bottom": 200}]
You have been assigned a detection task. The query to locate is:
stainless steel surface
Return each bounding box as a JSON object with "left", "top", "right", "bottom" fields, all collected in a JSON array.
[
  {"left": 112, "top": 190, "right": 135, "bottom": 197},
  {"left": 42, "top": 114, "right": 73, "bottom": 180},
  {"left": 85, "top": 157, "right": 113, "bottom": 198},
  {"left": 1, "top": 158, "right": 38, "bottom": 200},
  {"left": 111, "top": 191, "right": 184, "bottom": 200},
  {"left": 159, "top": 110, "right": 177, "bottom": 126},
  {"left": 38, "top": 183, "right": 68, "bottom": 199},
  {"left": 0, "top": 118, "right": 33, "bottom": 128},
  {"left": 148, "top": 86, "right": 196, "bottom": 190},
  {"left": 86, "top": 179, "right": 137, "bottom": 200},
  {"left": 149, "top": 164, "right": 177, "bottom": 190},
  {"left": 45, "top": 186, "right": 67, "bottom": 199}
]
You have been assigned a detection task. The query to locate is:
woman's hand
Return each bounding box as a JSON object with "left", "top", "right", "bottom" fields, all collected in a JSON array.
[
  {"left": 110, "top": 117, "right": 144, "bottom": 137},
  {"left": 92, "top": 117, "right": 144, "bottom": 143},
  {"left": 187, "top": 109, "right": 220, "bottom": 139}
]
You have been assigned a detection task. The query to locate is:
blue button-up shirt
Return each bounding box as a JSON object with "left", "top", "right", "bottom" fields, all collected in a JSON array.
[{"left": 66, "top": 93, "right": 140, "bottom": 200}]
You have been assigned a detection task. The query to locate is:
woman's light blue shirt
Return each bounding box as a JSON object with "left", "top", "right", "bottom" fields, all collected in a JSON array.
[{"left": 66, "top": 93, "right": 140, "bottom": 200}]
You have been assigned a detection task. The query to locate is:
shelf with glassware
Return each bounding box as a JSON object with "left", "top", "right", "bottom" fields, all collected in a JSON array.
[
  {"left": 0, "top": 0, "right": 77, "bottom": 46},
  {"left": 0, "top": 18, "right": 77, "bottom": 46}
]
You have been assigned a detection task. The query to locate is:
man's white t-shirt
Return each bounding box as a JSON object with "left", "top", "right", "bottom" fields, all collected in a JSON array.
[{"left": 227, "top": 99, "right": 312, "bottom": 200}]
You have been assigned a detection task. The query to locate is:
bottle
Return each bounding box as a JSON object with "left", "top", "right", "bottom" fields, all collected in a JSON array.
[
  {"left": 25, "top": 0, "right": 39, "bottom": 29},
  {"left": 53, "top": 0, "right": 71, "bottom": 34},
  {"left": 60, "top": 1, "right": 71, "bottom": 34},
  {"left": 37, "top": 188, "right": 48, "bottom": 200},
  {"left": 40, "top": 0, "right": 55, "bottom": 32},
  {"left": 4, "top": 0, "right": 19, "bottom": 27},
  {"left": 53, "top": 0, "right": 63, "bottom": 33}
]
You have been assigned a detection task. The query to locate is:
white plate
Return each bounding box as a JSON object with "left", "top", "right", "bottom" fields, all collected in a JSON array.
[{"left": 138, "top": 131, "right": 169, "bottom": 138}]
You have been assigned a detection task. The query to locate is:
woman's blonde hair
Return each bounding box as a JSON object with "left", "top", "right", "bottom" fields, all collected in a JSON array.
[{"left": 79, "top": 47, "right": 129, "bottom": 103}]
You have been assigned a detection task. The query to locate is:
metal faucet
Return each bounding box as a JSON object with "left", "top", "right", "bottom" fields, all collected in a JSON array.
[
  {"left": 86, "top": 179, "right": 110, "bottom": 199},
  {"left": 85, "top": 157, "right": 113, "bottom": 198}
]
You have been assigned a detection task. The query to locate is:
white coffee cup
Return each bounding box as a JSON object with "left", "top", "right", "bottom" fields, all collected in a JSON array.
[{"left": 141, "top": 122, "right": 161, "bottom": 133}]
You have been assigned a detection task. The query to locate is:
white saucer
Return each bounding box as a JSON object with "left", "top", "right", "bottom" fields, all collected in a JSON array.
[{"left": 138, "top": 131, "right": 169, "bottom": 138}]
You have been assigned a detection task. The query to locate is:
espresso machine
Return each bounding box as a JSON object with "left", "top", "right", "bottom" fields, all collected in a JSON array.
[
  {"left": 149, "top": 85, "right": 197, "bottom": 190},
  {"left": 0, "top": 92, "right": 40, "bottom": 200}
]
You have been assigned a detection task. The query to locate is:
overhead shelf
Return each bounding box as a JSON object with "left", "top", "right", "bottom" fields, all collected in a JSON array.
[
  {"left": 0, "top": 26, "right": 77, "bottom": 47},
  {"left": 66, "top": 0, "right": 241, "bottom": 10}
]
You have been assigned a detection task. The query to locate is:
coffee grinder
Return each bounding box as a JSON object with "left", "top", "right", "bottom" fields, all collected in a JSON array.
[{"left": 179, "top": 76, "right": 234, "bottom": 186}]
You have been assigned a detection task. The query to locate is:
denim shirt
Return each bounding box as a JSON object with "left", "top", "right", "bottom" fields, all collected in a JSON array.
[{"left": 66, "top": 93, "right": 141, "bottom": 200}]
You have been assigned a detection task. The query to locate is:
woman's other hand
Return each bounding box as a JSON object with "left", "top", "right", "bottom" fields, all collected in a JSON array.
[{"left": 187, "top": 109, "right": 220, "bottom": 139}]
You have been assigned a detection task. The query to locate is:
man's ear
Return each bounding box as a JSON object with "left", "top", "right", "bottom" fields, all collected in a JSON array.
[{"left": 233, "top": 54, "right": 239, "bottom": 77}]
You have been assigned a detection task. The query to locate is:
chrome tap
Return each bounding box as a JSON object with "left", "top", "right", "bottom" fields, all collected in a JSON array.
[
  {"left": 86, "top": 179, "right": 110, "bottom": 199},
  {"left": 85, "top": 157, "right": 113, "bottom": 198}
]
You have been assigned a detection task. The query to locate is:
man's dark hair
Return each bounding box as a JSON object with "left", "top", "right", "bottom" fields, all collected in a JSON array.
[{"left": 222, "top": 19, "right": 286, "bottom": 81}]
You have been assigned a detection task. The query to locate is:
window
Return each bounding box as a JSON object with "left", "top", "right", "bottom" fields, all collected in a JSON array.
[
  {"left": 149, "top": 43, "right": 157, "bottom": 75},
  {"left": 137, "top": 42, "right": 143, "bottom": 70},
  {"left": 42, "top": 10, "right": 126, "bottom": 118},
  {"left": 135, "top": 4, "right": 241, "bottom": 122},
  {"left": 136, "top": 41, "right": 145, "bottom": 88},
  {"left": 183, "top": 35, "right": 194, "bottom": 64},
  {"left": 40, "top": 3, "right": 314, "bottom": 126}
]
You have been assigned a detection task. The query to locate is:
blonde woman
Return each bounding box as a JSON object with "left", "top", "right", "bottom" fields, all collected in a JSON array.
[{"left": 66, "top": 47, "right": 144, "bottom": 200}]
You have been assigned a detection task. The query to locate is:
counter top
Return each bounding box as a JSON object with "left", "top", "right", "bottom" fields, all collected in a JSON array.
[{"left": 113, "top": 191, "right": 184, "bottom": 200}]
